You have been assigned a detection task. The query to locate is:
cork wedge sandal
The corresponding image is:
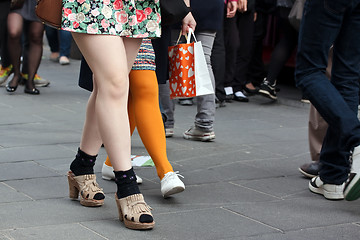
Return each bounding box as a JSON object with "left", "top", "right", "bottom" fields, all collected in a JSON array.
[
  {"left": 68, "top": 171, "right": 105, "bottom": 207},
  {"left": 115, "top": 194, "right": 155, "bottom": 230}
]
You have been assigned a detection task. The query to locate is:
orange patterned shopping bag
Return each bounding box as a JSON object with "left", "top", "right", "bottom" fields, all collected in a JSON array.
[{"left": 168, "top": 29, "right": 214, "bottom": 99}]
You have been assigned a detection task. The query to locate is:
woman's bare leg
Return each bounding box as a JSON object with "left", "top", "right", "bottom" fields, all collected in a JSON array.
[{"left": 72, "top": 33, "right": 141, "bottom": 171}]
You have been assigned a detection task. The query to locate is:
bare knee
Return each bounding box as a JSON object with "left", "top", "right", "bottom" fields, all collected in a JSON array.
[{"left": 96, "top": 74, "right": 129, "bottom": 100}]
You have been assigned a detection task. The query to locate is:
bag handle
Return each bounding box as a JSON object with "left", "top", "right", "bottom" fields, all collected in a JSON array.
[
  {"left": 175, "top": 28, "right": 197, "bottom": 45},
  {"left": 186, "top": 28, "right": 197, "bottom": 44}
]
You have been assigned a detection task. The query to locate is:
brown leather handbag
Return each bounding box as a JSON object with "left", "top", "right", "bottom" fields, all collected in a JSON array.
[{"left": 35, "top": 0, "right": 62, "bottom": 29}]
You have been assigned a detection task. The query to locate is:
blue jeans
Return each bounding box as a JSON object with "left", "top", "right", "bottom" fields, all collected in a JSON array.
[
  {"left": 59, "top": 30, "right": 72, "bottom": 57},
  {"left": 295, "top": 0, "right": 360, "bottom": 184},
  {"left": 45, "top": 26, "right": 72, "bottom": 57}
]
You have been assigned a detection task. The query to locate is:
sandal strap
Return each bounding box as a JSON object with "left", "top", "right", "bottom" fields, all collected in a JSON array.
[
  {"left": 73, "top": 173, "right": 104, "bottom": 199},
  {"left": 118, "top": 194, "right": 153, "bottom": 222}
]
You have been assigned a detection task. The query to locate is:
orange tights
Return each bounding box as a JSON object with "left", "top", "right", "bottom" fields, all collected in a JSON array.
[{"left": 105, "top": 70, "right": 173, "bottom": 179}]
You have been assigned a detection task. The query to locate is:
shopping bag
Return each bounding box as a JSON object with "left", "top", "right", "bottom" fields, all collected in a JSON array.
[{"left": 168, "top": 28, "right": 214, "bottom": 99}]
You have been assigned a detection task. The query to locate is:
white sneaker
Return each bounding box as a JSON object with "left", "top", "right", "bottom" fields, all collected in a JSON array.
[
  {"left": 160, "top": 171, "right": 185, "bottom": 198},
  {"left": 309, "top": 176, "right": 344, "bottom": 200},
  {"left": 101, "top": 162, "right": 143, "bottom": 184},
  {"left": 59, "top": 56, "right": 70, "bottom": 65}
]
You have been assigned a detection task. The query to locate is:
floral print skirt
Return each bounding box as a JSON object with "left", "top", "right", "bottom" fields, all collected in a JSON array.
[{"left": 61, "top": 0, "right": 161, "bottom": 38}]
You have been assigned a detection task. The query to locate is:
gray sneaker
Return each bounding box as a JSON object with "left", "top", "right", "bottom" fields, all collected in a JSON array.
[
  {"left": 22, "top": 73, "right": 50, "bottom": 87},
  {"left": 178, "top": 98, "right": 193, "bottom": 106},
  {"left": 183, "top": 126, "right": 215, "bottom": 142},
  {"left": 165, "top": 128, "right": 174, "bottom": 138}
]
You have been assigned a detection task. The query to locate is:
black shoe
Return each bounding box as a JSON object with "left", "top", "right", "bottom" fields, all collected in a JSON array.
[
  {"left": 243, "top": 85, "right": 259, "bottom": 95},
  {"left": 6, "top": 84, "right": 18, "bottom": 92},
  {"left": 299, "top": 162, "right": 320, "bottom": 178},
  {"left": 233, "top": 91, "right": 249, "bottom": 102},
  {"left": 6, "top": 77, "right": 20, "bottom": 92},
  {"left": 225, "top": 94, "right": 234, "bottom": 102},
  {"left": 24, "top": 87, "right": 40, "bottom": 95},
  {"left": 258, "top": 80, "right": 277, "bottom": 100},
  {"left": 215, "top": 97, "right": 226, "bottom": 108}
]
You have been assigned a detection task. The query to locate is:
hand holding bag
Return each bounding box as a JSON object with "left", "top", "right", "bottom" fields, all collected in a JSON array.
[
  {"left": 168, "top": 28, "right": 214, "bottom": 99},
  {"left": 288, "top": 0, "right": 306, "bottom": 31},
  {"left": 35, "top": 0, "right": 62, "bottom": 29}
]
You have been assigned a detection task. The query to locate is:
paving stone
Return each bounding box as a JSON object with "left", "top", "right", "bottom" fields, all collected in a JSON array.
[
  {"left": 81, "top": 208, "right": 279, "bottom": 240},
  {"left": 0, "top": 145, "right": 76, "bottom": 163},
  {"left": 0, "top": 198, "right": 117, "bottom": 230},
  {"left": 145, "top": 181, "right": 278, "bottom": 207},
  {"left": 225, "top": 197, "right": 360, "bottom": 231},
  {"left": 241, "top": 154, "right": 311, "bottom": 178},
  {"left": 6, "top": 176, "right": 68, "bottom": 200},
  {"left": 0, "top": 223, "right": 106, "bottom": 240},
  {"left": 0, "top": 162, "right": 60, "bottom": 181},
  {"left": 0, "top": 182, "right": 32, "bottom": 203},
  {"left": 232, "top": 175, "right": 310, "bottom": 199},
  {"left": 242, "top": 223, "right": 360, "bottom": 240},
  {"left": 0, "top": 122, "right": 81, "bottom": 148}
]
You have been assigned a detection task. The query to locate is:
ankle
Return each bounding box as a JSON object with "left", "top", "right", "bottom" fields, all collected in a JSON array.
[
  {"left": 245, "top": 83, "right": 256, "bottom": 90},
  {"left": 159, "top": 171, "right": 174, "bottom": 180},
  {"left": 70, "top": 148, "right": 97, "bottom": 176},
  {"left": 114, "top": 168, "right": 140, "bottom": 199}
]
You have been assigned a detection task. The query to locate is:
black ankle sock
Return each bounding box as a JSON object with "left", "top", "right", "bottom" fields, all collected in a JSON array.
[
  {"left": 70, "top": 148, "right": 97, "bottom": 176},
  {"left": 114, "top": 168, "right": 140, "bottom": 199}
]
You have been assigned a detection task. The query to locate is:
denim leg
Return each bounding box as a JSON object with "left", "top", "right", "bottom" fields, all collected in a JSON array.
[
  {"left": 59, "top": 30, "right": 72, "bottom": 57},
  {"left": 194, "top": 31, "right": 216, "bottom": 131},
  {"left": 44, "top": 26, "right": 59, "bottom": 53},
  {"left": 296, "top": 0, "right": 360, "bottom": 184}
]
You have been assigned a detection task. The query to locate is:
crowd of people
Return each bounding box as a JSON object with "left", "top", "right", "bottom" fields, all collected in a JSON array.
[
  {"left": 1, "top": 0, "right": 360, "bottom": 231},
  {"left": 0, "top": 0, "right": 72, "bottom": 94}
]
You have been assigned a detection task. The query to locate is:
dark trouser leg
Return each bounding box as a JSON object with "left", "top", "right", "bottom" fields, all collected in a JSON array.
[{"left": 296, "top": 0, "right": 360, "bottom": 184}]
